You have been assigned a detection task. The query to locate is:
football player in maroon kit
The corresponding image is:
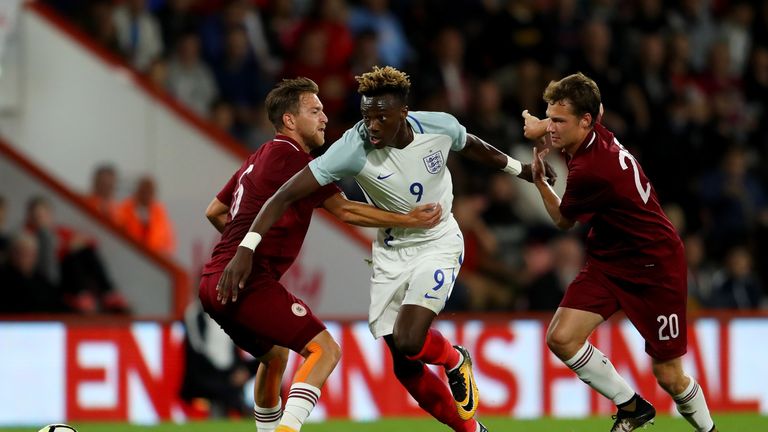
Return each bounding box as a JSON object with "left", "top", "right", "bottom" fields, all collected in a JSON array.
[
  {"left": 523, "top": 73, "right": 717, "bottom": 432},
  {"left": 199, "top": 77, "right": 442, "bottom": 432}
]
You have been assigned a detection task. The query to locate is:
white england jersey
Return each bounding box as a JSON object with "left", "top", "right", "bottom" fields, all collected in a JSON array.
[{"left": 309, "top": 111, "right": 466, "bottom": 247}]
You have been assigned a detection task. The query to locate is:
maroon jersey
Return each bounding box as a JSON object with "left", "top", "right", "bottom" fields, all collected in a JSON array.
[
  {"left": 202, "top": 135, "right": 339, "bottom": 277},
  {"left": 560, "top": 123, "right": 682, "bottom": 278}
]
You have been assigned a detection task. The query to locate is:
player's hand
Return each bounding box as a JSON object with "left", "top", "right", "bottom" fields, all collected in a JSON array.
[
  {"left": 531, "top": 147, "right": 552, "bottom": 185},
  {"left": 522, "top": 110, "right": 550, "bottom": 140},
  {"left": 407, "top": 203, "right": 442, "bottom": 228},
  {"left": 519, "top": 158, "right": 556, "bottom": 185},
  {"left": 217, "top": 247, "right": 253, "bottom": 304}
]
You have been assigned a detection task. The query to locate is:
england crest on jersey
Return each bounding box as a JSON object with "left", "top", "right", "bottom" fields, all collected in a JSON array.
[{"left": 423, "top": 151, "right": 444, "bottom": 174}]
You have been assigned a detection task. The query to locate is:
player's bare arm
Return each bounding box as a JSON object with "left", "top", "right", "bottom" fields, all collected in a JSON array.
[
  {"left": 205, "top": 197, "right": 229, "bottom": 233},
  {"left": 217, "top": 166, "right": 321, "bottom": 305},
  {"left": 522, "top": 110, "right": 550, "bottom": 140},
  {"left": 532, "top": 147, "right": 574, "bottom": 230},
  {"left": 459, "top": 133, "right": 556, "bottom": 185},
  {"left": 322, "top": 193, "right": 442, "bottom": 228}
]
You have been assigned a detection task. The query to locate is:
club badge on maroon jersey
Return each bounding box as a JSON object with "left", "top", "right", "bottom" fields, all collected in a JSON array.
[
  {"left": 423, "top": 150, "right": 444, "bottom": 174},
  {"left": 292, "top": 303, "right": 308, "bottom": 317}
]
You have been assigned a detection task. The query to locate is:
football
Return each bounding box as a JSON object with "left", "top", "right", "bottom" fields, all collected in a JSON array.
[{"left": 37, "top": 425, "right": 77, "bottom": 432}]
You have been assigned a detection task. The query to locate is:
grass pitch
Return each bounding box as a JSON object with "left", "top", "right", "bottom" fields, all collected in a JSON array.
[{"left": 3, "top": 413, "right": 766, "bottom": 431}]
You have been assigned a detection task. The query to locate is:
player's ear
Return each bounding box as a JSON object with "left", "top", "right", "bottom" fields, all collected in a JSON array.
[
  {"left": 581, "top": 113, "right": 592, "bottom": 128},
  {"left": 401, "top": 105, "right": 409, "bottom": 119},
  {"left": 283, "top": 113, "right": 295, "bottom": 130}
]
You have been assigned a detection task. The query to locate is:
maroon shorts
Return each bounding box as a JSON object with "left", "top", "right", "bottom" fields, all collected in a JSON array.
[
  {"left": 198, "top": 271, "right": 326, "bottom": 358},
  {"left": 560, "top": 248, "right": 688, "bottom": 361}
]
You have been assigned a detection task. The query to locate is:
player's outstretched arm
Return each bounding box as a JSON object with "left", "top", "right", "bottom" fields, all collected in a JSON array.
[
  {"left": 522, "top": 110, "right": 550, "bottom": 141},
  {"left": 532, "top": 147, "right": 574, "bottom": 230},
  {"left": 460, "top": 133, "right": 556, "bottom": 185},
  {"left": 217, "top": 167, "right": 321, "bottom": 305},
  {"left": 205, "top": 197, "right": 229, "bottom": 233},
  {"left": 322, "top": 193, "right": 442, "bottom": 228}
]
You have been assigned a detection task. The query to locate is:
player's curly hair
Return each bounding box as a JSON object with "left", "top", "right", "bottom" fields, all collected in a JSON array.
[
  {"left": 265, "top": 77, "right": 319, "bottom": 129},
  {"left": 355, "top": 66, "right": 410, "bottom": 103},
  {"left": 543, "top": 72, "right": 601, "bottom": 125}
]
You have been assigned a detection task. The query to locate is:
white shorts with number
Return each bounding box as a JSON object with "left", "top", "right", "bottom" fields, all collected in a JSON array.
[{"left": 368, "top": 228, "right": 464, "bottom": 338}]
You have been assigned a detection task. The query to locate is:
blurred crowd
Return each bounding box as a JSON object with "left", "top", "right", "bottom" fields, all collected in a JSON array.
[
  {"left": 0, "top": 167, "right": 176, "bottom": 314},
  {"left": 32, "top": 0, "right": 768, "bottom": 313}
]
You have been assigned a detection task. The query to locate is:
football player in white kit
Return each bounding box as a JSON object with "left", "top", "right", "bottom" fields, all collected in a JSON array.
[{"left": 219, "top": 66, "right": 556, "bottom": 432}]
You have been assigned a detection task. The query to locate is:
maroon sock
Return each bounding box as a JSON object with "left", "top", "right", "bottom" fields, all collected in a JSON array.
[
  {"left": 398, "top": 363, "right": 477, "bottom": 432},
  {"left": 407, "top": 328, "right": 460, "bottom": 369}
]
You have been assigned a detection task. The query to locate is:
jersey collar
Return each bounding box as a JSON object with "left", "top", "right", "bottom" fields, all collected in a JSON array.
[{"left": 273, "top": 134, "right": 302, "bottom": 152}]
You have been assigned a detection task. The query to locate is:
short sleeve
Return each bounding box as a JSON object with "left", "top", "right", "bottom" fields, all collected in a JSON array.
[
  {"left": 408, "top": 112, "right": 467, "bottom": 151},
  {"left": 216, "top": 172, "right": 238, "bottom": 206},
  {"left": 309, "top": 124, "right": 367, "bottom": 185}
]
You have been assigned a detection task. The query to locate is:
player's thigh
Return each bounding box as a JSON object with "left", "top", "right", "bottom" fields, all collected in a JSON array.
[
  {"left": 609, "top": 254, "right": 688, "bottom": 361},
  {"left": 402, "top": 234, "right": 464, "bottom": 314},
  {"left": 560, "top": 263, "right": 622, "bottom": 321},
  {"left": 547, "top": 306, "right": 605, "bottom": 348},
  {"left": 202, "top": 272, "right": 326, "bottom": 356}
]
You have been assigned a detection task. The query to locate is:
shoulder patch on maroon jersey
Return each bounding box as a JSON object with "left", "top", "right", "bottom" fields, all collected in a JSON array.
[{"left": 291, "top": 303, "right": 308, "bottom": 317}]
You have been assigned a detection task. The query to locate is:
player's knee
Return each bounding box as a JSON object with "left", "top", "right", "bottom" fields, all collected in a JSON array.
[
  {"left": 392, "top": 330, "right": 425, "bottom": 357},
  {"left": 326, "top": 339, "right": 342, "bottom": 367},
  {"left": 546, "top": 327, "right": 575, "bottom": 358},
  {"left": 306, "top": 332, "right": 341, "bottom": 367},
  {"left": 652, "top": 362, "right": 686, "bottom": 394},
  {"left": 263, "top": 346, "right": 290, "bottom": 370}
]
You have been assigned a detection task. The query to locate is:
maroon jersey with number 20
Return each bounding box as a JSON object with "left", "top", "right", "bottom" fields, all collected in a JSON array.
[{"left": 559, "top": 123, "right": 688, "bottom": 361}]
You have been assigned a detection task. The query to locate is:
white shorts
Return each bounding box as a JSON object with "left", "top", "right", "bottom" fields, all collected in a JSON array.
[{"left": 368, "top": 229, "right": 464, "bottom": 338}]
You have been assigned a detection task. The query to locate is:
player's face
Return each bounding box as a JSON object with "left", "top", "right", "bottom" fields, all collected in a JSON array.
[
  {"left": 294, "top": 93, "right": 328, "bottom": 150},
  {"left": 546, "top": 101, "right": 591, "bottom": 155},
  {"left": 361, "top": 95, "right": 408, "bottom": 149}
]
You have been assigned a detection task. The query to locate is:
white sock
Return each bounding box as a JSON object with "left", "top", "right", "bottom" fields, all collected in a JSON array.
[
  {"left": 674, "top": 376, "right": 715, "bottom": 432},
  {"left": 564, "top": 342, "right": 635, "bottom": 405},
  {"left": 278, "top": 383, "right": 320, "bottom": 431},
  {"left": 254, "top": 398, "right": 282, "bottom": 432}
]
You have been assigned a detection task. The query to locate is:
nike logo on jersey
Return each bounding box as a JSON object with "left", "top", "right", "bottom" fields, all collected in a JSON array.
[
  {"left": 424, "top": 293, "right": 440, "bottom": 300},
  {"left": 377, "top": 172, "right": 395, "bottom": 180}
]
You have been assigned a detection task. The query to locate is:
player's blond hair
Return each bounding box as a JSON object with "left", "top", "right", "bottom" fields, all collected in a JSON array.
[
  {"left": 543, "top": 72, "right": 601, "bottom": 125},
  {"left": 265, "top": 77, "right": 319, "bottom": 130},
  {"left": 355, "top": 66, "right": 410, "bottom": 103}
]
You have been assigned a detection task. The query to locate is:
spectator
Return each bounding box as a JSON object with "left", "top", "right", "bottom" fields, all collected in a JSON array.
[
  {"left": 167, "top": 32, "right": 218, "bottom": 115},
  {"left": 699, "top": 146, "right": 768, "bottom": 256},
  {"left": 524, "top": 234, "right": 584, "bottom": 311},
  {"left": 211, "top": 26, "right": 266, "bottom": 123},
  {"left": 685, "top": 232, "right": 717, "bottom": 309},
  {"left": 179, "top": 298, "right": 258, "bottom": 417},
  {"left": 112, "top": 0, "right": 164, "bottom": 71},
  {"left": 0, "top": 232, "right": 64, "bottom": 314},
  {"left": 453, "top": 193, "right": 515, "bottom": 311},
  {"left": 146, "top": 57, "right": 170, "bottom": 90},
  {"left": 414, "top": 26, "right": 471, "bottom": 116},
  {"left": 155, "top": 0, "right": 200, "bottom": 57},
  {"left": 118, "top": 176, "right": 176, "bottom": 255},
  {"left": 24, "top": 196, "right": 130, "bottom": 314},
  {"left": 348, "top": 0, "right": 412, "bottom": 68},
  {"left": 705, "top": 245, "right": 764, "bottom": 309},
  {"left": 84, "top": 164, "right": 120, "bottom": 223},
  {"left": 199, "top": 0, "right": 280, "bottom": 76},
  {"left": 80, "top": 0, "right": 121, "bottom": 57}
]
